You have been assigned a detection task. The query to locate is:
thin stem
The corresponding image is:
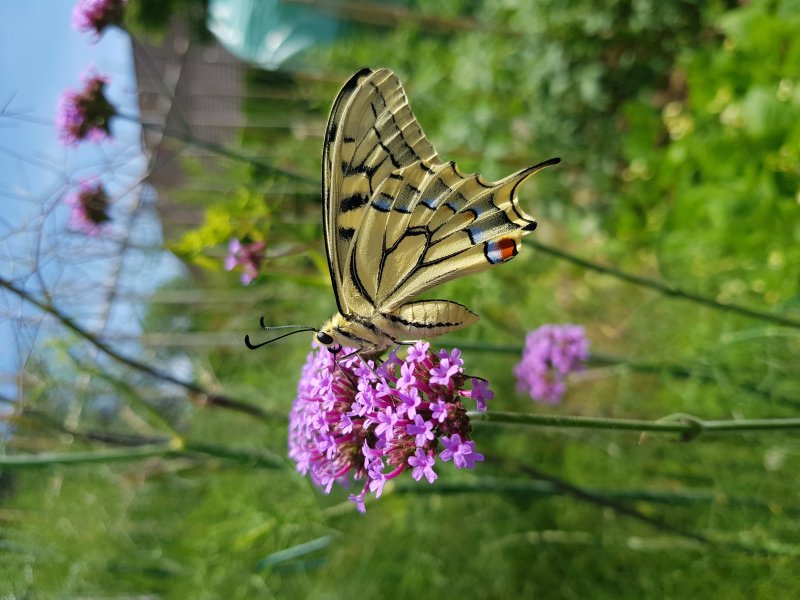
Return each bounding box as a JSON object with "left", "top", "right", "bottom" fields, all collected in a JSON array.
[
  {"left": 395, "top": 478, "right": 789, "bottom": 513},
  {"left": 0, "top": 444, "right": 175, "bottom": 468},
  {"left": 530, "top": 240, "right": 800, "bottom": 330},
  {"left": 65, "top": 348, "right": 181, "bottom": 436},
  {"left": 183, "top": 441, "right": 284, "bottom": 469},
  {"left": 10, "top": 411, "right": 285, "bottom": 470},
  {"left": 450, "top": 341, "right": 800, "bottom": 410},
  {"left": 500, "top": 460, "right": 710, "bottom": 545},
  {"left": 0, "top": 276, "right": 274, "bottom": 422},
  {"left": 117, "top": 113, "right": 317, "bottom": 186},
  {"left": 0, "top": 441, "right": 284, "bottom": 470},
  {"left": 496, "top": 462, "right": 800, "bottom": 556},
  {"left": 468, "top": 411, "right": 800, "bottom": 439},
  {"left": 16, "top": 407, "right": 165, "bottom": 448}
]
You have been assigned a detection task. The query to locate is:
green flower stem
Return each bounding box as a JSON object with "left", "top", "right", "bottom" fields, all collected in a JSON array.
[
  {"left": 0, "top": 275, "right": 274, "bottom": 422},
  {"left": 585, "top": 353, "right": 800, "bottom": 409},
  {"left": 116, "top": 113, "right": 316, "bottom": 186},
  {"left": 64, "top": 349, "right": 181, "bottom": 436},
  {"left": 452, "top": 339, "right": 742, "bottom": 382},
  {"left": 395, "top": 478, "right": 783, "bottom": 512},
  {"left": 450, "top": 341, "right": 800, "bottom": 410},
  {"left": 0, "top": 444, "right": 175, "bottom": 468},
  {"left": 256, "top": 535, "right": 336, "bottom": 571},
  {"left": 530, "top": 240, "right": 800, "bottom": 330},
  {"left": 468, "top": 411, "right": 800, "bottom": 437},
  {"left": 0, "top": 440, "right": 285, "bottom": 470},
  {"left": 19, "top": 411, "right": 284, "bottom": 469},
  {"left": 183, "top": 442, "right": 285, "bottom": 469}
]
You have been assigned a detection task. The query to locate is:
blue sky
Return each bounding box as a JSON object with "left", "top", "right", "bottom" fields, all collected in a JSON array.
[{"left": 0, "top": 1, "right": 184, "bottom": 404}]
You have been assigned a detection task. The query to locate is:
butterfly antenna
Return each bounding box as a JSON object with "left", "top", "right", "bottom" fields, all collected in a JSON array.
[{"left": 244, "top": 319, "right": 317, "bottom": 350}]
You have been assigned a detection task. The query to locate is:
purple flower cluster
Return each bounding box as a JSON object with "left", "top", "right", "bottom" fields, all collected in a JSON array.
[
  {"left": 64, "top": 179, "right": 112, "bottom": 236},
  {"left": 72, "top": 0, "right": 127, "bottom": 40},
  {"left": 289, "top": 341, "right": 492, "bottom": 512},
  {"left": 514, "top": 324, "right": 590, "bottom": 404},
  {"left": 56, "top": 70, "right": 115, "bottom": 146},
  {"left": 224, "top": 239, "right": 266, "bottom": 285}
]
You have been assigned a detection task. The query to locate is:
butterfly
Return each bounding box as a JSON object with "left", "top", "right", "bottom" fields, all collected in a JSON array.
[{"left": 315, "top": 68, "right": 559, "bottom": 356}]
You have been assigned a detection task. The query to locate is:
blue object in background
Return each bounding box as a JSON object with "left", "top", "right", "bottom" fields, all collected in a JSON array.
[{"left": 207, "top": 0, "right": 343, "bottom": 70}]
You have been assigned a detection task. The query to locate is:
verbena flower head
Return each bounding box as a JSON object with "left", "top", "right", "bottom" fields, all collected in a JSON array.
[
  {"left": 514, "top": 324, "right": 590, "bottom": 404},
  {"left": 288, "top": 341, "right": 490, "bottom": 512},
  {"left": 72, "top": 0, "right": 127, "bottom": 40},
  {"left": 64, "top": 179, "right": 111, "bottom": 235},
  {"left": 56, "top": 69, "right": 115, "bottom": 146},
  {"left": 224, "top": 238, "right": 266, "bottom": 285}
]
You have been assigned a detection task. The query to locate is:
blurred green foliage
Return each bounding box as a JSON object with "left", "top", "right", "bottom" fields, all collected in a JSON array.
[
  {"left": 617, "top": 1, "right": 800, "bottom": 309},
  {"left": 4, "top": 0, "right": 800, "bottom": 597},
  {"left": 126, "top": 0, "right": 212, "bottom": 41}
]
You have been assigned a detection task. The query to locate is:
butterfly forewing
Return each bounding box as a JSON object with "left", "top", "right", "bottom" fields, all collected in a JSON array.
[
  {"left": 324, "top": 68, "right": 442, "bottom": 315},
  {"left": 319, "top": 67, "right": 559, "bottom": 352}
]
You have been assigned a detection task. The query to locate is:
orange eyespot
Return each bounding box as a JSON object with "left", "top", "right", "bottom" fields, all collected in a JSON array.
[
  {"left": 496, "top": 237, "right": 516, "bottom": 261},
  {"left": 485, "top": 237, "right": 518, "bottom": 264}
]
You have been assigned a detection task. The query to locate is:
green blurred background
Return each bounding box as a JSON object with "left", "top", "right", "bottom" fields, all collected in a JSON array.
[{"left": 3, "top": 0, "right": 800, "bottom": 597}]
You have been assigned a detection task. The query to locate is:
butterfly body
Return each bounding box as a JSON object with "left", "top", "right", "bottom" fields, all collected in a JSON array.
[{"left": 318, "top": 68, "right": 559, "bottom": 354}]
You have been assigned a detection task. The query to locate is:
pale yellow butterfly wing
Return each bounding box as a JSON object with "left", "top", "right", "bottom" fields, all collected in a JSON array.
[
  {"left": 322, "top": 67, "right": 441, "bottom": 317},
  {"left": 320, "top": 67, "right": 559, "bottom": 350},
  {"left": 348, "top": 158, "right": 559, "bottom": 313}
]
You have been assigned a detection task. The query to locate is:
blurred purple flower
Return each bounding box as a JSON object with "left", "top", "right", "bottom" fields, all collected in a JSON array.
[
  {"left": 72, "top": 0, "right": 127, "bottom": 40},
  {"left": 224, "top": 238, "right": 266, "bottom": 285},
  {"left": 64, "top": 179, "right": 111, "bottom": 235},
  {"left": 288, "top": 341, "right": 492, "bottom": 512},
  {"left": 514, "top": 324, "right": 590, "bottom": 404},
  {"left": 56, "top": 70, "right": 115, "bottom": 146}
]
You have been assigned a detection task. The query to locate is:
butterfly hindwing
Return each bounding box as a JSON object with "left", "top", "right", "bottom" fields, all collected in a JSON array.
[
  {"left": 380, "top": 300, "right": 479, "bottom": 341},
  {"left": 346, "top": 158, "right": 558, "bottom": 312}
]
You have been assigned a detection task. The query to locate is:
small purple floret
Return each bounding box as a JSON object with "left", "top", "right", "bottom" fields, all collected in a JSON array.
[
  {"left": 429, "top": 348, "right": 463, "bottom": 385},
  {"left": 408, "top": 449, "right": 437, "bottom": 483},
  {"left": 406, "top": 414, "right": 434, "bottom": 447},
  {"left": 439, "top": 434, "right": 485, "bottom": 469}
]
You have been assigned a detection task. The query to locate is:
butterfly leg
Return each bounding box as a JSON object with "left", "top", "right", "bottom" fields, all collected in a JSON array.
[
  {"left": 334, "top": 348, "right": 384, "bottom": 381},
  {"left": 334, "top": 358, "right": 359, "bottom": 388}
]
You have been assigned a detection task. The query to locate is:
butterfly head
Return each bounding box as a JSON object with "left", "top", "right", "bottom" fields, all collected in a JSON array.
[
  {"left": 315, "top": 328, "right": 342, "bottom": 355},
  {"left": 316, "top": 313, "right": 355, "bottom": 354}
]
